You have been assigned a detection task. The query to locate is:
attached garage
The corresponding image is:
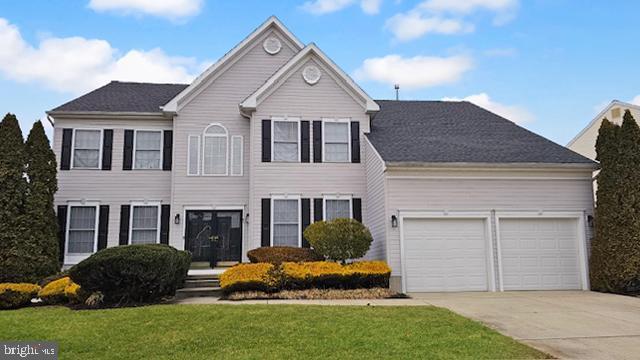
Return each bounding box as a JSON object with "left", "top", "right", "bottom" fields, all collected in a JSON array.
[
  {"left": 497, "top": 214, "right": 588, "bottom": 291},
  {"left": 402, "top": 215, "right": 494, "bottom": 292}
]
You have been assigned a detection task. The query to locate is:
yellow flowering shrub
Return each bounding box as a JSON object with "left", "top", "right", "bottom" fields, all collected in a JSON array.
[
  {"left": 281, "top": 261, "right": 391, "bottom": 290},
  {"left": 345, "top": 261, "right": 391, "bottom": 276},
  {"left": 220, "top": 263, "right": 278, "bottom": 293},
  {"left": 64, "top": 282, "right": 82, "bottom": 302},
  {"left": 0, "top": 283, "right": 41, "bottom": 309},
  {"left": 38, "top": 277, "right": 81, "bottom": 304}
]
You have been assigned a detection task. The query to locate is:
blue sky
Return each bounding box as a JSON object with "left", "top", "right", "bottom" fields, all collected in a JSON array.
[{"left": 0, "top": 0, "right": 639, "bottom": 145}]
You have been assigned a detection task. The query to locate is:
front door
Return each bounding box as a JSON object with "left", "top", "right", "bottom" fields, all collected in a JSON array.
[{"left": 185, "top": 210, "right": 242, "bottom": 265}]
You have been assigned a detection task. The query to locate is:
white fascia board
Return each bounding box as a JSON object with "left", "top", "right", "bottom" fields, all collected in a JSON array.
[
  {"left": 240, "top": 43, "right": 379, "bottom": 114},
  {"left": 567, "top": 100, "right": 640, "bottom": 147},
  {"left": 162, "top": 16, "right": 304, "bottom": 113}
]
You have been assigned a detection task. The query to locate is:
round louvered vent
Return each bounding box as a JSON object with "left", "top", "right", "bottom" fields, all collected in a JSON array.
[
  {"left": 263, "top": 37, "right": 282, "bottom": 55},
  {"left": 302, "top": 65, "right": 321, "bottom": 85}
]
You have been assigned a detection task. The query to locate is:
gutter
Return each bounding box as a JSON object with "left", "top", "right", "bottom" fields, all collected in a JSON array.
[{"left": 384, "top": 161, "right": 600, "bottom": 171}]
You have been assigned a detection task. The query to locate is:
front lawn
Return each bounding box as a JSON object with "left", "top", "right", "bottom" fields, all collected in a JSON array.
[{"left": 1, "top": 305, "right": 549, "bottom": 359}]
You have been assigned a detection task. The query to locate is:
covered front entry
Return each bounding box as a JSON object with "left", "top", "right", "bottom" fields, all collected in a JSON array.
[{"left": 185, "top": 210, "right": 242, "bottom": 266}]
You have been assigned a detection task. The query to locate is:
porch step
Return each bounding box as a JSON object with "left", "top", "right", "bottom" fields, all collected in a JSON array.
[
  {"left": 175, "top": 286, "right": 223, "bottom": 299},
  {"left": 184, "top": 279, "right": 220, "bottom": 288}
]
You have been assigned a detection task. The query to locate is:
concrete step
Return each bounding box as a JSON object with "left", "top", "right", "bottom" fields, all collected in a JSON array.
[
  {"left": 175, "top": 286, "right": 223, "bottom": 299},
  {"left": 186, "top": 274, "right": 220, "bottom": 280},
  {"left": 184, "top": 279, "right": 220, "bottom": 288}
]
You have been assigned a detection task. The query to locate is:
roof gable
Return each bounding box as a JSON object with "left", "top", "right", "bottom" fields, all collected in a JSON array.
[
  {"left": 567, "top": 100, "right": 640, "bottom": 147},
  {"left": 162, "top": 16, "right": 304, "bottom": 113},
  {"left": 240, "top": 43, "right": 379, "bottom": 115}
]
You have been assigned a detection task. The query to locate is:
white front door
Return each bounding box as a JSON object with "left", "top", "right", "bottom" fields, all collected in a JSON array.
[
  {"left": 499, "top": 218, "right": 582, "bottom": 290},
  {"left": 403, "top": 217, "right": 491, "bottom": 292}
]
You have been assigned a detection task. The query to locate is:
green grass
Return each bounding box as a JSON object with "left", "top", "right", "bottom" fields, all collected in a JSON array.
[{"left": 0, "top": 305, "right": 548, "bottom": 359}]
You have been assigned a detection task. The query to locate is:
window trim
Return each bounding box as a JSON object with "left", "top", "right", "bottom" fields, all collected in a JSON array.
[
  {"left": 128, "top": 201, "right": 162, "bottom": 245},
  {"left": 321, "top": 118, "right": 351, "bottom": 163},
  {"left": 132, "top": 129, "right": 163, "bottom": 170},
  {"left": 202, "top": 123, "right": 229, "bottom": 176},
  {"left": 71, "top": 128, "right": 103, "bottom": 170},
  {"left": 187, "top": 135, "right": 201, "bottom": 176},
  {"left": 322, "top": 194, "right": 353, "bottom": 221},
  {"left": 230, "top": 135, "right": 244, "bottom": 176},
  {"left": 65, "top": 201, "right": 100, "bottom": 255},
  {"left": 270, "top": 194, "right": 302, "bottom": 247},
  {"left": 271, "top": 117, "right": 301, "bottom": 163}
]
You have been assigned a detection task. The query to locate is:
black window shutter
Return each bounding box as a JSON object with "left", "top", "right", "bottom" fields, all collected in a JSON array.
[
  {"left": 261, "top": 198, "right": 271, "bottom": 247},
  {"left": 301, "top": 121, "right": 310, "bottom": 163},
  {"left": 101, "top": 129, "right": 113, "bottom": 170},
  {"left": 313, "top": 121, "right": 322, "bottom": 163},
  {"left": 119, "top": 205, "right": 130, "bottom": 245},
  {"left": 57, "top": 205, "right": 68, "bottom": 263},
  {"left": 162, "top": 130, "right": 173, "bottom": 171},
  {"left": 160, "top": 204, "right": 170, "bottom": 244},
  {"left": 352, "top": 198, "right": 362, "bottom": 222},
  {"left": 301, "top": 198, "right": 311, "bottom": 248},
  {"left": 60, "top": 129, "right": 73, "bottom": 170},
  {"left": 97, "top": 205, "right": 109, "bottom": 250},
  {"left": 313, "top": 198, "right": 323, "bottom": 222},
  {"left": 123, "top": 130, "right": 134, "bottom": 170},
  {"left": 262, "top": 120, "right": 271, "bottom": 162},
  {"left": 351, "top": 122, "right": 360, "bottom": 163}
]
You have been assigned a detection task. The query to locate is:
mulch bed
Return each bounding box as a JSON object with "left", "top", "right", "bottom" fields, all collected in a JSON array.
[{"left": 223, "top": 287, "right": 408, "bottom": 301}]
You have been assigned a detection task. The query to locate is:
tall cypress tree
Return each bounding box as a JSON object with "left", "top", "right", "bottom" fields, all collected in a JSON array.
[
  {"left": 24, "top": 120, "right": 59, "bottom": 279},
  {"left": 0, "top": 113, "right": 28, "bottom": 282}
]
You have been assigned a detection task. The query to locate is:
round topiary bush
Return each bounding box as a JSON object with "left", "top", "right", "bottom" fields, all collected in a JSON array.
[
  {"left": 247, "top": 246, "right": 324, "bottom": 264},
  {"left": 303, "top": 219, "right": 373, "bottom": 263},
  {"left": 68, "top": 244, "right": 190, "bottom": 306}
]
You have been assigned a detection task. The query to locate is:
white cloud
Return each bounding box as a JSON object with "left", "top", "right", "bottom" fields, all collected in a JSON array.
[
  {"left": 631, "top": 95, "right": 640, "bottom": 106},
  {"left": 443, "top": 93, "right": 534, "bottom": 124},
  {"left": 0, "top": 18, "right": 206, "bottom": 94},
  {"left": 385, "top": 11, "right": 473, "bottom": 42},
  {"left": 301, "top": 0, "right": 381, "bottom": 15},
  {"left": 354, "top": 54, "right": 472, "bottom": 89},
  {"left": 88, "top": 0, "right": 203, "bottom": 20},
  {"left": 386, "top": 0, "right": 518, "bottom": 41}
]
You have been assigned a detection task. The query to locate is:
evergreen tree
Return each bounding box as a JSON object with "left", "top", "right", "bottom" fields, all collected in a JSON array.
[
  {"left": 24, "top": 120, "right": 59, "bottom": 279},
  {"left": 591, "top": 111, "right": 640, "bottom": 293},
  {"left": 0, "top": 113, "right": 28, "bottom": 282}
]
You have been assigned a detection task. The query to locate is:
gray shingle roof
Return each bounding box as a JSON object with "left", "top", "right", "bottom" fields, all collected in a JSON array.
[
  {"left": 50, "top": 81, "right": 188, "bottom": 113},
  {"left": 368, "top": 100, "right": 595, "bottom": 165}
]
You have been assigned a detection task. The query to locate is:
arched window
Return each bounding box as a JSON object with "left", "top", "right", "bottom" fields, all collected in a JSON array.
[{"left": 202, "top": 124, "right": 228, "bottom": 175}]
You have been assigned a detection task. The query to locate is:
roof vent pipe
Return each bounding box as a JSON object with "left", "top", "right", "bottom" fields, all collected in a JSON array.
[{"left": 394, "top": 84, "right": 400, "bottom": 100}]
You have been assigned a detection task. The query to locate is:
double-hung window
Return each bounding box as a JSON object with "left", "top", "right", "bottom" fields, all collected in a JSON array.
[
  {"left": 272, "top": 118, "right": 299, "bottom": 162},
  {"left": 134, "top": 130, "right": 162, "bottom": 169},
  {"left": 72, "top": 129, "right": 102, "bottom": 169},
  {"left": 203, "top": 124, "right": 228, "bottom": 175},
  {"left": 130, "top": 204, "right": 160, "bottom": 244},
  {"left": 324, "top": 196, "right": 352, "bottom": 221},
  {"left": 67, "top": 205, "right": 98, "bottom": 254},
  {"left": 272, "top": 197, "right": 300, "bottom": 246},
  {"left": 323, "top": 119, "right": 350, "bottom": 162}
]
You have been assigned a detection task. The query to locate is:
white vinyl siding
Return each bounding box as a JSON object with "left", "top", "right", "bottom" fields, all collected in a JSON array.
[
  {"left": 134, "top": 130, "right": 162, "bottom": 169},
  {"left": 272, "top": 118, "right": 299, "bottom": 162},
  {"left": 72, "top": 129, "right": 102, "bottom": 169},
  {"left": 187, "top": 135, "right": 200, "bottom": 176},
  {"left": 323, "top": 120, "right": 350, "bottom": 162},
  {"left": 67, "top": 205, "right": 98, "bottom": 254},
  {"left": 272, "top": 198, "right": 300, "bottom": 246},
  {"left": 231, "top": 135, "right": 243, "bottom": 176},
  {"left": 130, "top": 204, "right": 160, "bottom": 244},
  {"left": 324, "top": 196, "right": 352, "bottom": 221},
  {"left": 202, "top": 124, "right": 228, "bottom": 176}
]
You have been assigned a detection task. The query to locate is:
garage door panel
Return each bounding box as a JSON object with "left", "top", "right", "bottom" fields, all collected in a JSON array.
[
  {"left": 499, "top": 218, "right": 582, "bottom": 291},
  {"left": 404, "top": 218, "right": 489, "bottom": 292}
]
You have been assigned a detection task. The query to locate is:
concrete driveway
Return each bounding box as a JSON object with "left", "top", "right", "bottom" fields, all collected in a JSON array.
[{"left": 411, "top": 291, "right": 640, "bottom": 359}]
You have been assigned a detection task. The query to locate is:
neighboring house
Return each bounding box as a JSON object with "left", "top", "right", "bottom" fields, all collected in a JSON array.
[
  {"left": 48, "top": 16, "right": 597, "bottom": 293},
  {"left": 567, "top": 100, "right": 640, "bottom": 197}
]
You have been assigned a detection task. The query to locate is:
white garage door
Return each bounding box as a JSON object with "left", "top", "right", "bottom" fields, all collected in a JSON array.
[
  {"left": 403, "top": 218, "right": 490, "bottom": 292},
  {"left": 499, "top": 218, "right": 582, "bottom": 290}
]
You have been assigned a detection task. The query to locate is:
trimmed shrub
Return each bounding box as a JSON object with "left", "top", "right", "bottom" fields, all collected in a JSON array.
[
  {"left": 220, "top": 263, "right": 278, "bottom": 294},
  {"left": 69, "top": 244, "right": 190, "bottom": 305},
  {"left": 281, "top": 261, "right": 390, "bottom": 290},
  {"left": 38, "top": 276, "right": 80, "bottom": 304},
  {"left": 304, "top": 219, "right": 373, "bottom": 263},
  {"left": 176, "top": 250, "right": 192, "bottom": 288},
  {"left": 247, "top": 246, "right": 324, "bottom": 264},
  {"left": 0, "top": 283, "right": 41, "bottom": 309}
]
